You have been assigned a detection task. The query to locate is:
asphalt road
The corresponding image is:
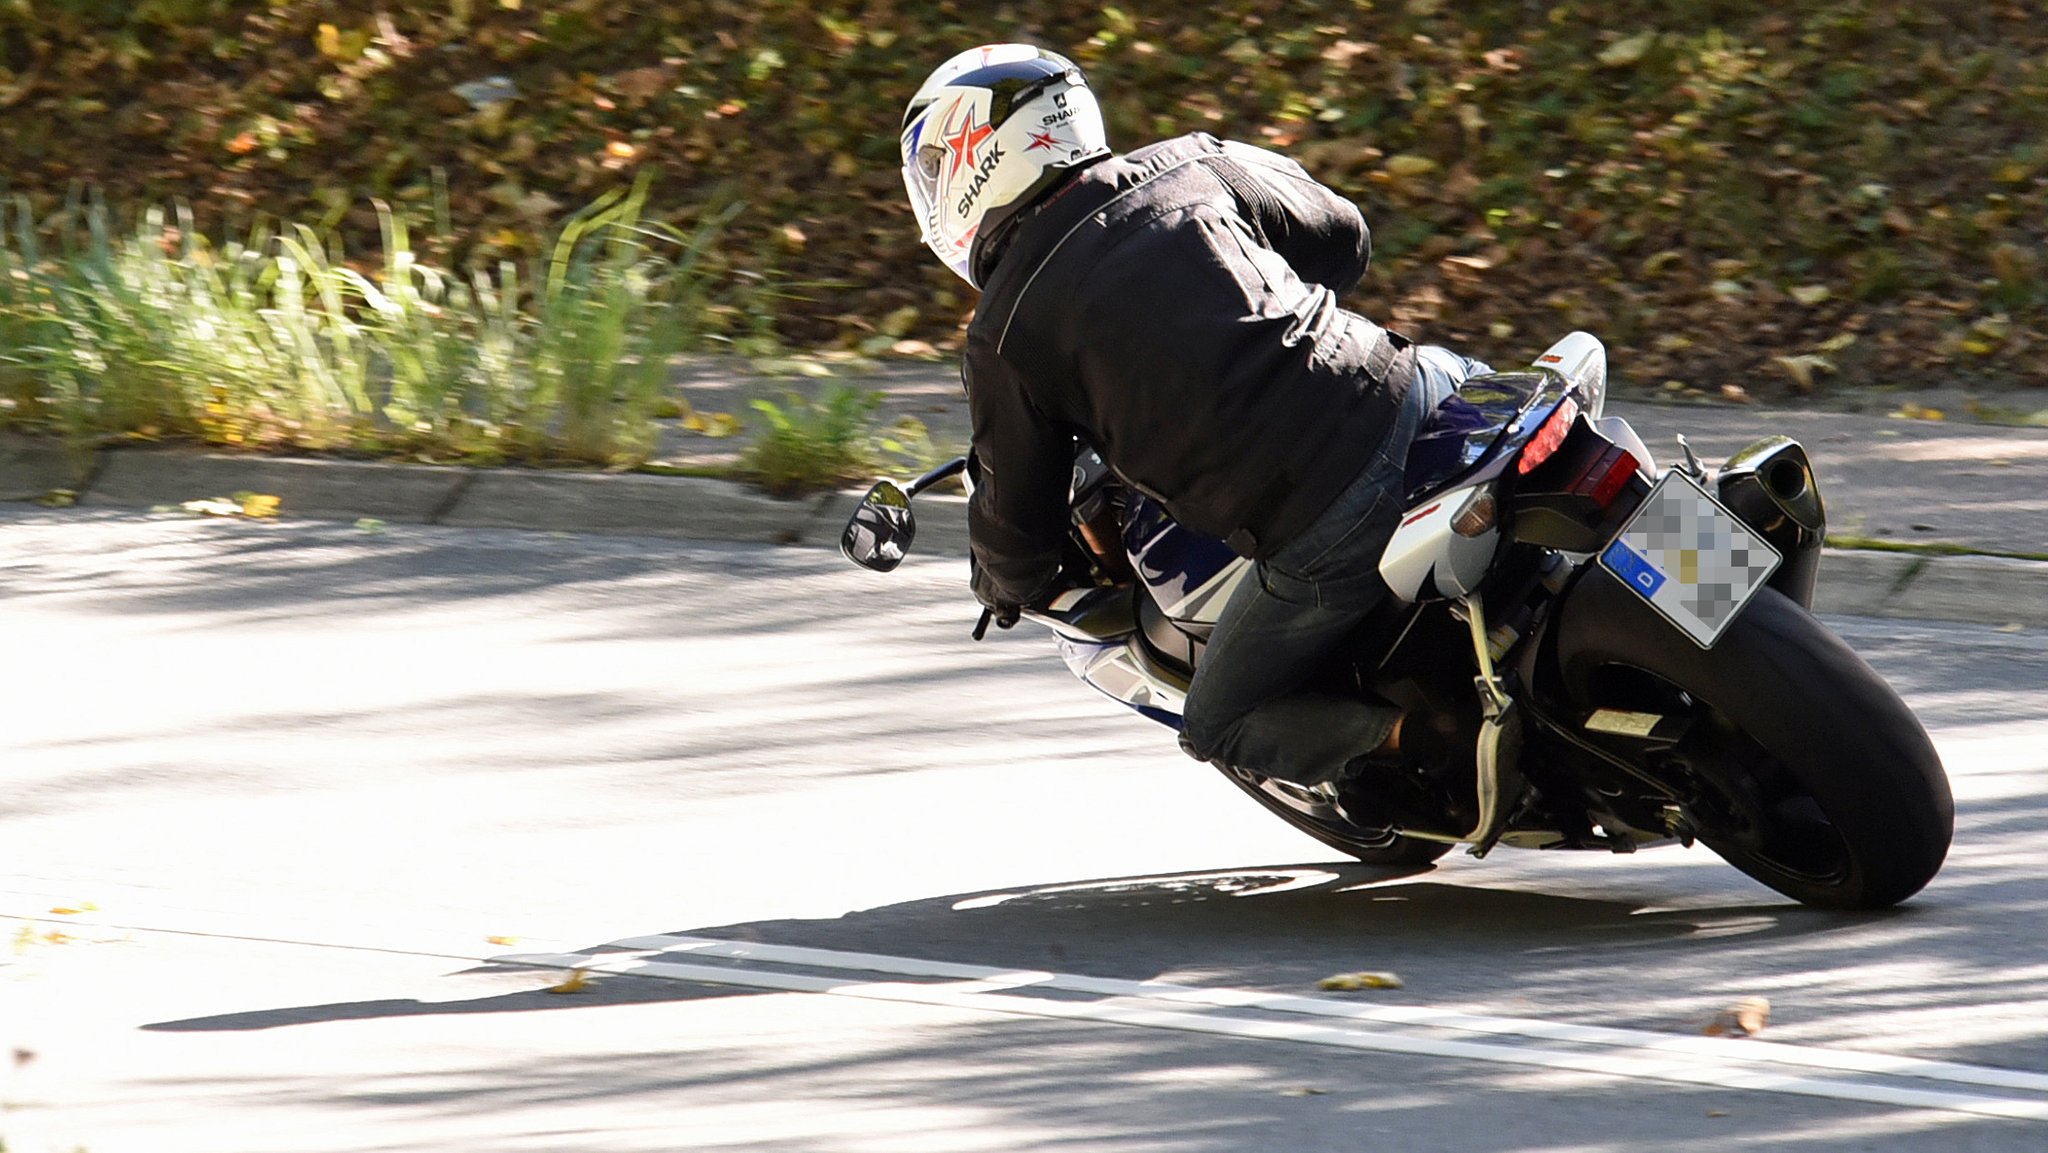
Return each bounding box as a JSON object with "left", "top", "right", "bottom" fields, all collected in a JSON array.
[{"left": 3, "top": 510, "right": 2046, "bottom": 1152}]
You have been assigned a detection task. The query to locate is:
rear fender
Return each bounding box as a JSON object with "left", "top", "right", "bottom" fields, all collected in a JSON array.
[{"left": 1505, "top": 415, "right": 1654, "bottom": 553}]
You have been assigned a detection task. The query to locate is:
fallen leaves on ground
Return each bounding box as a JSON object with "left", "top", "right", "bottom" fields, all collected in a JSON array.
[
  {"left": 546, "top": 968, "right": 595, "bottom": 994},
  {"left": 239, "top": 492, "right": 282, "bottom": 517},
  {"left": 1317, "top": 970, "right": 1404, "bottom": 991},
  {"left": 175, "top": 493, "right": 284, "bottom": 518},
  {"left": 1891, "top": 403, "right": 1948, "bottom": 422},
  {"left": 1774, "top": 354, "right": 1837, "bottom": 393},
  {"left": 681, "top": 411, "right": 743, "bottom": 437},
  {"left": 1703, "top": 996, "right": 1771, "bottom": 1037},
  {"left": 2, "top": 2, "right": 2044, "bottom": 387}
]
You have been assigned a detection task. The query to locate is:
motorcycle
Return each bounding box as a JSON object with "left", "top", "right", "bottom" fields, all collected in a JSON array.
[{"left": 839, "top": 333, "right": 1953, "bottom": 910}]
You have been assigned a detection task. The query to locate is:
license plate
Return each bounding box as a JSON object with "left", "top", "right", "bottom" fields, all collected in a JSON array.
[{"left": 1598, "top": 471, "right": 1781, "bottom": 649}]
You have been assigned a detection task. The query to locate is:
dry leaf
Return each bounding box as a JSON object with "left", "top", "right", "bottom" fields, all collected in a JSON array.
[
  {"left": 1318, "top": 970, "right": 1404, "bottom": 991},
  {"left": 1890, "top": 403, "right": 1947, "bottom": 421},
  {"left": 1599, "top": 31, "right": 1657, "bottom": 68},
  {"left": 1774, "top": 354, "right": 1836, "bottom": 393},
  {"left": 1383, "top": 154, "right": 1439, "bottom": 180},
  {"left": 1704, "top": 996, "right": 1770, "bottom": 1037},
  {"left": 240, "top": 493, "right": 282, "bottom": 518},
  {"left": 547, "top": 968, "right": 594, "bottom": 993},
  {"left": 486, "top": 935, "right": 519, "bottom": 946}
]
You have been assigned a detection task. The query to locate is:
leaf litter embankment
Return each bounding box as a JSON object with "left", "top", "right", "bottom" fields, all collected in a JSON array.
[{"left": 1, "top": 2, "right": 2043, "bottom": 396}]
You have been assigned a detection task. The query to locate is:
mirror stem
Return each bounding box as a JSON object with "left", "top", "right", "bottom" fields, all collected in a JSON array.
[{"left": 906, "top": 456, "right": 969, "bottom": 498}]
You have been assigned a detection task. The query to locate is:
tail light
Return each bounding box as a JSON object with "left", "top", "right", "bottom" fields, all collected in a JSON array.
[
  {"left": 1516, "top": 397, "right": 1581, "bottom": 475},
  {"left": 1575, "top": 443, "right": 1641, "bottom": 509}
]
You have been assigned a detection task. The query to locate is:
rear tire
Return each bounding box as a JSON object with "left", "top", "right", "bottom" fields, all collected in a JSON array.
[
  {"left": 1215, "top": 765, "right": 1454, "bottom": 868},
  {"left": 1555, "top": 574, "right": 1953, "bottom": 909}
]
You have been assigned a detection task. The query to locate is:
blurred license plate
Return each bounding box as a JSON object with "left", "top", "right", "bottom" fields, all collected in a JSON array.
[{"left": 1598, "top": 472, "right": 1781, "bottom": 648}]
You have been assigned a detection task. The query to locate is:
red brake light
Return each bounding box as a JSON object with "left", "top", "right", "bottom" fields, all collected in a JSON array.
[
  {"left": 1575, "top": 445, "right": 1641, "bottom": 508},
  {"left": 1516, "top": 397, "right": 1581, "bottom": 475}
]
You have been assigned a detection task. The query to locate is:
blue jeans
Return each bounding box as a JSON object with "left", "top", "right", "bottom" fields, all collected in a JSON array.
[{"left": 1180, "top": 348, "right": 1478, "bottom": 786}]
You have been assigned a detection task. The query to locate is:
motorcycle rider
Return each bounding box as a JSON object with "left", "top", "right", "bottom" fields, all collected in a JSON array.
[{"left": 899, "top": 44, "right": 1490, "bottom": 808}]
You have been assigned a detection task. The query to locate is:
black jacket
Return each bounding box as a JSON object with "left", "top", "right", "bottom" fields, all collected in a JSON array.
[{"left": 963, "top": 132, "right": 1410, "bottom": 606}]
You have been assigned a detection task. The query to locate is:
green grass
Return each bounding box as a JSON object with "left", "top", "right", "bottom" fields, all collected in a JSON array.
[
  {"left": 741, "top": 383, "right": 936, "bottom": 496},
  {"left": 1827, "top": 535, "right": 2048, "bottom": 564},
  {"left": 0, "top": 177, "right": 744, "bottom": 467}
]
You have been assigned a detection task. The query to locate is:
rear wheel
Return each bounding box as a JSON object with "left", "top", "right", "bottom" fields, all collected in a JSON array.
[
  {"left": 1215, "top": 765, "right": 1453, "bottom": 868},
  {"left": 1557, "top": 575, "right": 1953, "bottom": 909}
]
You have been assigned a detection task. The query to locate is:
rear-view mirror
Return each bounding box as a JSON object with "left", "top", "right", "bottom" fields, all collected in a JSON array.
[{"left": 841, "top": 480, "right": 916, "bottom": 572}]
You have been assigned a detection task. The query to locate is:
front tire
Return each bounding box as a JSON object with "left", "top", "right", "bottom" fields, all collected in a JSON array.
[{"left": 1555, "top": 573, "right": 1953, "bottom": 909}]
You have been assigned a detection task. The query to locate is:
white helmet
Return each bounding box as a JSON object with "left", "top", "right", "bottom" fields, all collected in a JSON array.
[{"left": 900, "top": 44, "right": 1110, "bottom": 285}]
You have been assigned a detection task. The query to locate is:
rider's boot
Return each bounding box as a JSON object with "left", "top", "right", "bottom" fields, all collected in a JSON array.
[{"left": 1335, "top": 704, "right": 1483, "bottom": 832}]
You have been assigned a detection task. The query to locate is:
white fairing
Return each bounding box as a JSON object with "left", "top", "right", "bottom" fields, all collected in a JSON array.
[
  {"left": 1169, "top": 557, "right": 1253, "bottom": 625},
  {"left": 1060, "top": 640, "right": 1188, "bottom": 713},
  {"left": 1533, "top": 331, "right": 1608, "bottom": 418},
  {"left": 1379, "top": 485, "right": 1501, "bottom": 602}
]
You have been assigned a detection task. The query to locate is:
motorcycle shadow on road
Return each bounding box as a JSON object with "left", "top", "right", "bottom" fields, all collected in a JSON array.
[
  {"left": 143, "top": 861, "right": 1871, "bottom": 1038},
  {"left": 136, "top": 866, "right": 2017, "bottom": 1153}
]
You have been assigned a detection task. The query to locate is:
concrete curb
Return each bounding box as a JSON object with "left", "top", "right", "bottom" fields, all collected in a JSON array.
[
  {"left": 1809, "top": 549, "right": 2048, "bottom": 629},
  {"left": 85, "top": 451, "right": 468, "bottom": 523},
  {"left": 0, "top": 436, "right": 87, "bottom": 501},
  {"left": 442, "top": 470, "right": 839, "bottom": 545},
  {"left": 2, "top": 442, "right": 2043, "bottom": 629}
]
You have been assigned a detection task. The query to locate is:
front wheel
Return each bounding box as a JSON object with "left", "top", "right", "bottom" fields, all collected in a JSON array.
[
  {"left": 1555, "top": 574, "right": 1954, "bottom": 909},
  {"left": 1215, "top": 765, "right": 1453, "bottom": 868}
]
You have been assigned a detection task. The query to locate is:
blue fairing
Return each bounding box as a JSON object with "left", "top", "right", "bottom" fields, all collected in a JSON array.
[
  {"left": 1122, "top": 491, "right": 1237, "bottom": 609},
  {"left": 1403, "top": 371, "right": 1555, "bottom": 501}
]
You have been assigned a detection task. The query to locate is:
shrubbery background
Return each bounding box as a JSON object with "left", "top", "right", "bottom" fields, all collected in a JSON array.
[{"left": 2, "top": 1, "right": 2044, "bottom": 394}]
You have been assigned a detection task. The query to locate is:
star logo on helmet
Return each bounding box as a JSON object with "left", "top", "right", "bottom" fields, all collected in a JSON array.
[
  {"left": 942, "top": 104, "right": 995, "bottom": 181},
  {"left": 1026, "top": 130, "right": 1058, "bottom": 152}
]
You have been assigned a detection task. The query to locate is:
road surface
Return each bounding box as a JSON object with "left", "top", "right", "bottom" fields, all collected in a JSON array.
[{"left": 2, "top": 510, "right": 2045, "bottom": 1151}]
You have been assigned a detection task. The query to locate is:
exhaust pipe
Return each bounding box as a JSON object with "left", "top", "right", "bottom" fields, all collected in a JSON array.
[{"left": 1717, "top": 436, "right": 1826, "bottom": 608}]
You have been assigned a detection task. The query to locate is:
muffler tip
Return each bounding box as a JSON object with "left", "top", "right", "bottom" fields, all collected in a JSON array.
[{"left": 1765, "top": 457, "right": 1809, "bottom": 502}]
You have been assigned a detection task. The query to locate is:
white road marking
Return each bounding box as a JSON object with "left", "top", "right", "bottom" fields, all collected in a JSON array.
[{"left": 494, "top": 935, "right": 2048, "bottom": 1122}]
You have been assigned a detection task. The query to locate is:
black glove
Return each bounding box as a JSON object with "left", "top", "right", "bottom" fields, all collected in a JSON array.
[
  {"left": 970, "top": 554, "right": 1067, "bottom": 623},
  {"left": 969, "top": 554, "right": 1021, "bottom": 618}
]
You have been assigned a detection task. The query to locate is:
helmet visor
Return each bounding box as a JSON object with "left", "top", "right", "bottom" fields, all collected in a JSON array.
[
  {"left": 900, "top": 111, "right": 972, "bottom": 280},
  {"left": 901, "top": 121, "right": 942, "bottom": 241}
]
